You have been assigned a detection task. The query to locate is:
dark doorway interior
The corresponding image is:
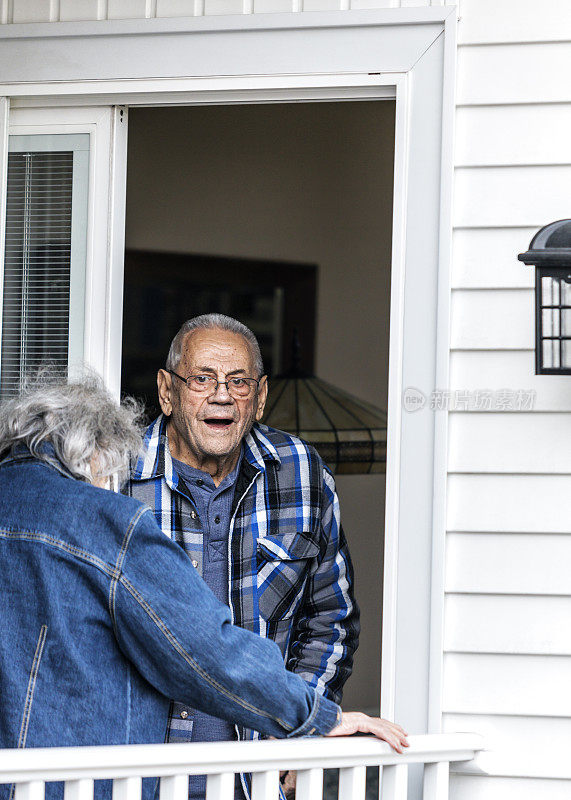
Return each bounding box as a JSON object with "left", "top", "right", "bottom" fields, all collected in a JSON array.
[
  {"left": 122, "top": 100, "right": 395, "bottom": 714},
  {"left": 122, "top": 249, "right": 316, "bottom": 419}
]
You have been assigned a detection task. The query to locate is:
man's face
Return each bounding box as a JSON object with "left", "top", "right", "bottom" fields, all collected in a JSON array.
[{"left": 157, "top": 328, "right": 267, "bottom": 469}]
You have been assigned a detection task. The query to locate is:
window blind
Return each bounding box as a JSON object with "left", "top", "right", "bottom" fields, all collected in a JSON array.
[{"left": 1, "top": 151, "right": 74, "bottom": 398}]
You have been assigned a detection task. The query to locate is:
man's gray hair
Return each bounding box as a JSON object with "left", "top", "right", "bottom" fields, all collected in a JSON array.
[
  {"left": 0, "top": 372, "right": 144, "bottom": 485},
  {"left": 166, "top": 314, "right": 264, "bottom": 378}
]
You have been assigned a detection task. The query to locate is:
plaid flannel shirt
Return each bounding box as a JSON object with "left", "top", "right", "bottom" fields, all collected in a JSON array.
[{"left": 128, "top": 415, "right": 359, "bottom": 741}]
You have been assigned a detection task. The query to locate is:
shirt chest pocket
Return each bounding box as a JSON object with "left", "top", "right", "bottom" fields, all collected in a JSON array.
[{"left": 256, "top": 532, "right": 320, "bottom": 621}]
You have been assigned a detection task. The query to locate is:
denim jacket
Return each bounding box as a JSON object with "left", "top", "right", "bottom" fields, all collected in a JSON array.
[{"left": 0, "top": 450, "right": 340, "bottom": 799}]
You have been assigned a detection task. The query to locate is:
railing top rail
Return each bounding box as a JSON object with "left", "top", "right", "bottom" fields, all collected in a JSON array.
[{"left": 0, "top": 734, "right": 485, "bottom": 784}]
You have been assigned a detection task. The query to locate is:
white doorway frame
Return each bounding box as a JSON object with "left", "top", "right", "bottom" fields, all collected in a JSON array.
[{"left": 0, "top": 7, "right": 457, "bottom": 755}]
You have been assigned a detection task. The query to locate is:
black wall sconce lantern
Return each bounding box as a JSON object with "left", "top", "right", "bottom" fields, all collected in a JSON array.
[{"left": 518, "top": 219, "right": 571, "bottom": 375}]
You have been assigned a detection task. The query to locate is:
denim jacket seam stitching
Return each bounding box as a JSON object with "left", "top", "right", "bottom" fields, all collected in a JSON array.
[
  {"left": 295, "top": 689, "right": 320, "bottom": 734},
  {"left": 0, "top": 529, "right": 114, "bottom": 576},
  {"left": 17, "top": 624, "right": 48, "bottom": 748},
  {"left": 108, "top": 506, "right": 148, "bottom": 636},
  {"left": 118, "top": 574, "right": 294, "bottom": 732}
]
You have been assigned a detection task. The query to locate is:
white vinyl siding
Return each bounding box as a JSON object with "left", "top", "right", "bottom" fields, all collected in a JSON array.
[
  {"left": 445, "top": 713, "right": 571, "bottom": 781},
  {"left": 11, "top": 0, "right": 52, "bottom": 22},
  {"left": 444, "top": 653, "right": 571, "bottom": 716},
  {"left": 449, "top": 776, "right": 571, "bottom": 800},
  {"left": 0, "top": 0, "right": 455, "bottom": 22},
  {"left": 457, "top": 43, "right": 571, "bottom": 106},
  {"left": 107, "top": 0, "right": 150, "bottom": 19},
  {"left": 445, "top": 532, "right": 571, "bottom": 594},
  {"left": 455, "top": 105, "right": 571, "bottom": 168},
  {"left": 447, "top": 1, "right": 571, "bottom": 795},
  {"left": 448, "top": 476, "right": 571, "bottom": 533},
  {"left": 454, "top": 166, "right": 571, "bottom": 228},
  {"left": 447, "top": 413, "right": 571, "bottom": 472},
  {"left": 444, "top": 594, "right": 571, "bottom": 654},
  {"left": 451, "top": 228, "right": 536, "bottom": 289},
  {"left": 457, "top": 0, "right": 571, "bottom": 44},
  {"left": 451, "top": 289, "right": 533, "bottom": 350},
  {"left": 58, "top": 0, "right": 106, "bottom": 22},
  {"left": 450, "top": 350, "right": 571, "bottom": 410}
]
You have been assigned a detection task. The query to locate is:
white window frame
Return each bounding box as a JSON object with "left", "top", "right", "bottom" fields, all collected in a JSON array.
[
  {"left": 0, "top": 8, "right": 457, "bottom": 772},
  {"left": 2, "top": 105, "right": 127, "bottom": 390}
]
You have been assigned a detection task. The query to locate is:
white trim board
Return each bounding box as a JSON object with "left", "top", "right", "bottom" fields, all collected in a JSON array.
[
  {"left": 0, "top": 10, "right": 448, "bottom": 84},
  {"left": 0, "top": 16, "right": 458, "bottom": 795},
  {"left": 0, "top": 6, "right": 450, "bottom": 40},
  {"left": 0, "top": 97, "right": 8, "bottom": 378},
  {"left": 8, "top": 77, "right": 396, "bottom": 108}
]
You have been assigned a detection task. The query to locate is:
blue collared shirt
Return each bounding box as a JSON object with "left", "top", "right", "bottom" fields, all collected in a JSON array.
[
  {"left": 170, "top": 455, "right": 244, "bottom": 800},
  {"left": 167, "top": 456, "right": 241, "bottom": 743}
]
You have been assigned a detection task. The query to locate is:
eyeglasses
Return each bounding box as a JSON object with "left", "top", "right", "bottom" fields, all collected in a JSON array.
[{"left": 168, "top": 369, "right": 260, "bottom": 399}]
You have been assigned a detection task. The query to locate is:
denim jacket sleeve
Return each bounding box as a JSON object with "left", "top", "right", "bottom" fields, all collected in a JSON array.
[
  {"left": 110, "top": 506, "right": 341, "bottom": 739},
  {"left": 287, "top": 468, "right": 360, "bottom": 704}
]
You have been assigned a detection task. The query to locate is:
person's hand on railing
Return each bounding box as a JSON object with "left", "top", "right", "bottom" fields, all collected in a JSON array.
[
  {"left": 327, "top": 711, "right": 409, "bottom": 753},
  {"left": 277, "top": 712, "right": 409, "bottom": 798}
]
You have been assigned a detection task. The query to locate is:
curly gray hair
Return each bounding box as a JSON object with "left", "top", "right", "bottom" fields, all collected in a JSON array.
[
  {"left": 165, "top": 314, "right": 264, "bottom": 378},
  {"left": 0, "top": 372, "right": 144, "bottom": 485}
]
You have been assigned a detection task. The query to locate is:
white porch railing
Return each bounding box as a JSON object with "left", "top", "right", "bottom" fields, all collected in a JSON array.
[{"left": 0, "top": 734, "right": 484, "bottom": 800}]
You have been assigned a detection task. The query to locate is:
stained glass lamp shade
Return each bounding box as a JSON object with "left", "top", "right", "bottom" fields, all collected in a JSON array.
[{"left": 263, "top": 375, "right": 387, "bottom": 475}]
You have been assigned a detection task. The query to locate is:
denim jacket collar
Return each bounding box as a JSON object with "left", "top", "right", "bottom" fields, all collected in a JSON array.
[{"left": 0, "top": 442, "right": 77, "bottom": 483}]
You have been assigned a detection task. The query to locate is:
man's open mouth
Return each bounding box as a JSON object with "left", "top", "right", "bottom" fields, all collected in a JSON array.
[{"left": 203, "top": 418, "right": 234, "bottom": 429}]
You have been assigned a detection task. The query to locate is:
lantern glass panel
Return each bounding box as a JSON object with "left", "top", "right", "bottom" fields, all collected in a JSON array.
[
  {"left": 562, "top": 309, "right": 571, "bottom": 336},
  {"left": 541, "top": 275, "right": 553, "bottom": 305},
  {"left": 543, "top": 337, "right": 559, "bottom": 369},
  {"left": 563, "top": 340, "right": 571, "bottom": 369},
  {"left": 536, "top": 273, "right": 571, "bottom": 373},
  {"left": 542, "top": 307, "right": 558, "bottom": 337}
]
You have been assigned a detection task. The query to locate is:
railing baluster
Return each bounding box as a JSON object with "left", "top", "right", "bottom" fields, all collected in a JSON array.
[
  {"left": 380, "top": 764, "right": 407, "bottom": 800},
  {"left": 160, "top": 775, "right": 188, "bottom": 800},
  {"left": 205, "top": 772, "right": 235, "bottom": 800},
  {"left": 338, "top": 766, "right": 366, "bottom": 800},
  {"left": 15, "top": 782, "right": 44, "bottom": 800},
  {"left": 0, "top": 732, "right": 485, "bottom": 800},
  {"left": 112, "top": 777, "right": 142, "bottom": 800},
  {"left": 423, "top": 762, "right": 449, "bottom": 800},
  {"left": 64, "top": 779, "right": 94, "bottom": 800},
  {"left": 296, "top": 768, "right": 323, "bottom": 800},
  {"left": 251, "top": 769, "right": 280, "bottom": 800}
]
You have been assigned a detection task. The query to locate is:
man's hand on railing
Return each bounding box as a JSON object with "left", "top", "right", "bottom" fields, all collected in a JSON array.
[{"left": 326, "top": 712, "right": 409, "bottom": 754}]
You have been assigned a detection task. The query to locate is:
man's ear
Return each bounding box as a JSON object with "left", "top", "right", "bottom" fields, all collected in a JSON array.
[
  {"left": 255, "top": 375, "right": 268, "bottom": 422},
  {"left": 157, "top": 369, "right": 174, "bottom": 416}
]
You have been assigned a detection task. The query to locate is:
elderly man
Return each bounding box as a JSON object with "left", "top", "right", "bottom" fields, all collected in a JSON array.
[{"left": 128, "top": 313, "right": 359, "bottom": 798}]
